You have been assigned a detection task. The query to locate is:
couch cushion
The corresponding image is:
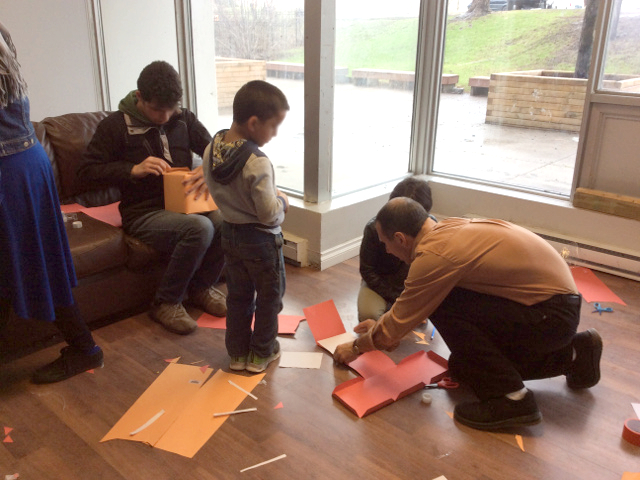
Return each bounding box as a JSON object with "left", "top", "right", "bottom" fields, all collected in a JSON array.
[
  {"left": 40, "top": 112, "right": 120, "bottom": 206},
  {"left": 64, "top": 212, "right": 128, "bottom": 279}
]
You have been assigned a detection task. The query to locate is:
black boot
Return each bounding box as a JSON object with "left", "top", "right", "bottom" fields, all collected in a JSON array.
[
  {"left": 566, "top": 328, "right": 603, "bottom": 389},
  {"left": 454, "top": 390, "right": 542, "bottom": 430}
]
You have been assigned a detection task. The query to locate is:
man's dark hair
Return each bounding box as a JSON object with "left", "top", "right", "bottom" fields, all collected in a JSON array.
[
  {"left": 376, "top": 197, "right": 429, "bottom": 239},
  {"left": 137, "top": 60, "right": 182, "bottom": 108},
  {"left": 233, "top": 80, "right": 290, "bottom": 124},
  {"left": 389, "top": 176, "right": 433, "bottom": 212}
]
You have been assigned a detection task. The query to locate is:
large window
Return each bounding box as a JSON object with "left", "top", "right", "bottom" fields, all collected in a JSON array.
[
  {"left": 432, "top": 3, "right": 597, "bottom": 197},
  {"left": 331, "top": 1, "right": 420, "bottom": 196}
]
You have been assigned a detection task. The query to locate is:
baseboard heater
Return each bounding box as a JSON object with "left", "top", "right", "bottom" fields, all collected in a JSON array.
[{"left": 282, "top": 231, "right": 309, "bottom": 267}]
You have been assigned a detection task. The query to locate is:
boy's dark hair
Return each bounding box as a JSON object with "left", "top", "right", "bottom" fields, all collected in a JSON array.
[
  {"left": 233, "top": 80, "right": 290, "bottom": 124},
  {"left": 137, "top": 61, "right": 182, "bottom": 108},
  {"left": 376, "top": 197, "right": 429, "bottom": 239},
  {"left": 389, "top": 176, "right": 433, "bottom": 212}
]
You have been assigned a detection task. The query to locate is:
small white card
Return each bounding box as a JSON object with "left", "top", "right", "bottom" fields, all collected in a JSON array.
[
  {"left": 278, "top": 352, "right": 324, "bottom": 369},
  {"left": 632, "top": 402, "right": 640, "bottom": 419},
  {"left": 317, "top": 332, "right": 356, "bottom": 355}
]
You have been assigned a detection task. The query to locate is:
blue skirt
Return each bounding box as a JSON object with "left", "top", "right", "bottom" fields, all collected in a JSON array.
[{"left": 0, "top": 143, "right": 76, "bottom": 321}]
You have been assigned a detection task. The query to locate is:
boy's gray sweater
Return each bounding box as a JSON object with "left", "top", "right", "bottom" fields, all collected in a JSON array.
[{"left": 203, "top": 129, "right": 285, "bottom": 233}]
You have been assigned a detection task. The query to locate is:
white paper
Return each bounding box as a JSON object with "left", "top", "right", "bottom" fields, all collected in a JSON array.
[
  {"left": 278, "top": 352, "right": 323, "bottom": 369},
  {"left": 632, "top": 402, "right": 640, "bottom": 419},
  {"left": 317, "top": 332, "right": 356, "bottom": 354}
]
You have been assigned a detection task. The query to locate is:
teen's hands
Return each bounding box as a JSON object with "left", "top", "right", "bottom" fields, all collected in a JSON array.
[
  {"left": 183, "top": 166, "right": 210, "bottom": 200},
  {"left": 131, "top": 156, "right": 170, "bottom": 178}
]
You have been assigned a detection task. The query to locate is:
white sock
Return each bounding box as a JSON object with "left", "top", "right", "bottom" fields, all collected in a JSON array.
[{"left": 505, "top": 387, "right": 528, "bottom": 401}]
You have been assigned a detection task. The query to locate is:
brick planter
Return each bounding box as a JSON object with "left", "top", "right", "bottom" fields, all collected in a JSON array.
[
  {"left": 485, "top": 70, "right": 640, "bottom": 132},
  {"left": 215, "top": 57, "right": 266, "bottom": 111}
]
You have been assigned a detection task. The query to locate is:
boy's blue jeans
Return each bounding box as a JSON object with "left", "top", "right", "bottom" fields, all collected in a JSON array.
[
  {"left": 126, "top": 209, "right": 224, "bottom": 305},
  {"left": 221, "top": 222, "right": 285, "bottom": 358}
]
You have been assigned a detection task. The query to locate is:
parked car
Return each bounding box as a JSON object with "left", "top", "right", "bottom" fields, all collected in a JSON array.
[{"left": 491, "top": 0, "right": 549, "bottom": 10}]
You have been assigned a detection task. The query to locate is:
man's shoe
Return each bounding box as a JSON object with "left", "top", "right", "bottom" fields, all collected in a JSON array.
[
  {"left": 566, "top": 328, "right": 603, "bottom": 389},
  {"left": 453, "top": 390, "right": 542, "bottom": 431},
  {"left": 229, "top": 355, "right": 248, "bottom": 371},
  {"left": 189, "top": 286, "right": 227, "bottom": 317},
  {"left": 149, "top": 302, "right": 197, "bottom": 335},
  {"left": 246, "top": 342, "right": 281, "bottom": 373},
  {"left": 32, "top": 346, "right": 104, "bottom": 384}
]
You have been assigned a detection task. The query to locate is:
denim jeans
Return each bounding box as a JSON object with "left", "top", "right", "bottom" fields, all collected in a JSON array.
[
  {"left": 430, "top": 288, "right": 580, "bottom": 400},
  {"left": 221, "top": 222, "right": 285, "bottom": 358},
  {"left": 126, "top": 209, "right": 224, "bottom": 305}
]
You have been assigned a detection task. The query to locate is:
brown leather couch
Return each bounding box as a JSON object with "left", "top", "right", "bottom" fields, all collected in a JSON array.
[{"left": 0, "top": 112, "right": 165, "bottom": 361}]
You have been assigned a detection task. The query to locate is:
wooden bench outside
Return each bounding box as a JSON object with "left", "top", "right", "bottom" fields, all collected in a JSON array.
[
  {"left": 469, "top": 76, "right": 490, "bottom": 96},
  {"left": 266, "top": 62, "right": 349, "bottom": 83}
]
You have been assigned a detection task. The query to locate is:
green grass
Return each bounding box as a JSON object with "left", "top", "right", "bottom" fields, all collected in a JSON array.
[{"left": 279, "top": 9, "right": 640, "bottom": 89}]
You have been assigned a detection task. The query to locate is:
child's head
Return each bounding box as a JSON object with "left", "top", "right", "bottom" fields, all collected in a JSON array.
[
  {"left": 389, "top": 176, "right": 433, "bottom": 213},
  {"left": 233, "top": 80, "right": 290, "bottom": 146}
]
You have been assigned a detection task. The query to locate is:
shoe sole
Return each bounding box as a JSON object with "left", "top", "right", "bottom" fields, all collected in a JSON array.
[
  {"left": 568, "top": 328, "right": 603, "bottom": 389},
  {"left": 453, "top": 411, "right": 542, "bottom": 431}
]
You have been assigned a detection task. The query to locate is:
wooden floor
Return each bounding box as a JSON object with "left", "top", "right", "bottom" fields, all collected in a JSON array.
[{"left": 1, "top": 258, "right": 639, "bottom": 479}]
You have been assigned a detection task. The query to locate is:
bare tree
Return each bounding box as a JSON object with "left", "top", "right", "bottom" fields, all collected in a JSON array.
[
  {"left": 574, "top": 0, "right": 599, "bottom": 78},
  {"left": 214, "top": 0, "right": 302, "bottom": 61},
  {"left": 467, "top": 0, "right": 491, "bottom": 16}
]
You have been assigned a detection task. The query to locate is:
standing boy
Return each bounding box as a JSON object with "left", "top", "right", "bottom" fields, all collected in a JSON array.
[
  {"left": 77, "top": 61, "right": 226, "bottom": 335},
  {"left": 203, "top": 80, "right": 290, "bottom": 373}
]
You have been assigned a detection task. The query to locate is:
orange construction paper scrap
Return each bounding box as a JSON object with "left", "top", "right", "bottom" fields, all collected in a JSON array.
[
  {"left": 154, "top": 370, "right": 264, "bottom": 458},
  {"left": 515, "top": 434, "right": 525, "bottom": 452},
  {"left": 622, "top": 474, "right": 640, "bottom": 480},
  {"left": 274, "top": 402, "right": 283, "bottom": 409},
  {"left": 163, "top": 167, "right": 217, "bottom": 214},
  {"left": 197, "top": 313, "right": 304, "bottom": 336},
  {"left": 60, "top": 203, "right": 84, "bottom": 213},
  {"left": 570, "top": 266, "right": 626, "bottom": 305},
  {"left": 165, "top": 357, "right": 181, "bottom": 363},
  {"left": 4, "top": 426, "right": 13, "bottom": 435},
  {"left": 333, "top": 350, "right": 449, "bottom": 417},
  {"left": 101, "top": 363, "right": 212, "bottom": 446},
  {"left": 303, "top": 299, "right": 346, "bottom": 343},
  {"left": 3, "top": 435, "right": 13, "bottom": 443}
]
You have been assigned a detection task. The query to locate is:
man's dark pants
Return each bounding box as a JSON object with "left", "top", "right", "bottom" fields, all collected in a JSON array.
[{"left": 430, "top": 288, "right": 581, "bottom": 400}]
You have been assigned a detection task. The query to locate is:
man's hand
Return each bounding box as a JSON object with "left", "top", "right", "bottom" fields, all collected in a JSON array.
[
  {"left": 334, "top": 342, "right": 358, "bottom": 364},
  {"left": 333, "top": 319, "right": 377, "bottom": 364},
  {"left": 183, "top": 165, "right": 210, "bottom": 200},
  {"left": 131, "top": 156, "right": 170, "bottom": 179}
]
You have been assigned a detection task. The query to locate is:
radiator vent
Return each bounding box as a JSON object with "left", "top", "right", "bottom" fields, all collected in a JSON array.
[{"left": 282, "top": 232, "right": 309, "bottom": 267}]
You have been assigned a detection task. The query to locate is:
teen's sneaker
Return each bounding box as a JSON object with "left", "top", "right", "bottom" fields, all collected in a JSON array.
[
  {"left": 453, "top": 390, "right": 542, "bottom": 431},
  {"left": 246, "top": 342, "right": 281, "bottom": 373},
  {"left": 229, "top": 355, "right": 248, "bottom": 371},
  {"left": 32, "top": 346, "right": 104, "bottom": 384},
  {"left": 149, "top": 302, "right": 197, "bottom": 334},
  {"left": 566, "top": 328, "right": 603, "bottom": 389},
  {"left": 189, "top": 286, "right": 227, "bottom": 317}
]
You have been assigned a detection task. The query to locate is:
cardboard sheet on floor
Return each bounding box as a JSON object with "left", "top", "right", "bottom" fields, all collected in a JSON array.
[
  {"left": 101, "top": 363, "right": 263, "bottom": 458},
  {"left": 333, "top": 350, "right": 449, "bottom": 418},
  {"left": 155, "top": 370, "right": 264, "bottom": 457},
  {"left": 279, "top": 352, "right": 324, "bottom": 369},
  {"left": 196, "top": 313, "right": 304, "bottom": 335},
  {"left": 570, "top": 266, "right": 626, "bottom": 305}
]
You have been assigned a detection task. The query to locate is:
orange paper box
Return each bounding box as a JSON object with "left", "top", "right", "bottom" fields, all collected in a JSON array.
[{"left": 163, "top": 167, "right": 217, "bottom": 214}]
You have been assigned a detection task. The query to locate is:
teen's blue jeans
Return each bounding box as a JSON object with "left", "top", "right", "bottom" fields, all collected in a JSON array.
[
  {"left": 221, "top": 222, "right": 285, "bottom": 358},
  {"left": 126, "top": 209, "right": 224, "bottom": 305}
]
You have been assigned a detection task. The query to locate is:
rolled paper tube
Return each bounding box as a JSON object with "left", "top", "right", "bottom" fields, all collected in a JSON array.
[{"left": 622, "top": 418, "right": 640, "bottom": 446}]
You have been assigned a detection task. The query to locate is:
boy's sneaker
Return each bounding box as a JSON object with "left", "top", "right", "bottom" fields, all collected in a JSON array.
[
  {"left": 229, "top": 355, "right": 248, "bottom": 371},
  {"left": 189, "top": 286, "right": 227, "bottom": 317},
  {"left": 453, "top": 390, "right": 542, "bottom": 431},
  {"left": 566, "top": 328, "right": 603, "bottom": 389},
  {"left": 246, "top": 342, "right": 281, "bottom": 373},
  {"left": 32, "top": 346, "right": 104, "bottom": 384},
  {"left": 149, "top": 302, "right": 197, "bottom": 335}
]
